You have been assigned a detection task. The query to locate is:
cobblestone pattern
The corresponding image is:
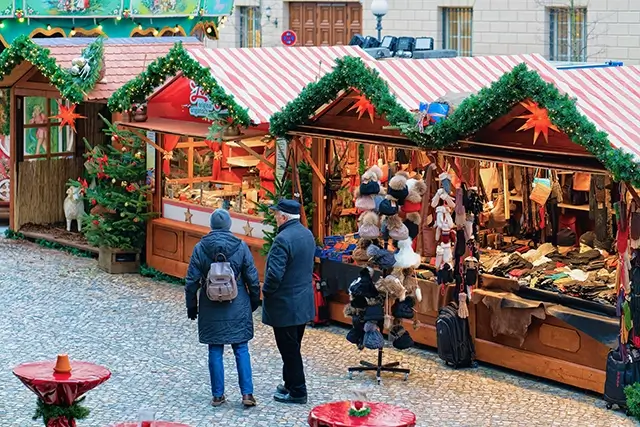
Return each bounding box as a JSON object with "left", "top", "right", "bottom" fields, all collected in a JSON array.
[{"left": 0, "top": 237, "right": 635, "bottom": 427}]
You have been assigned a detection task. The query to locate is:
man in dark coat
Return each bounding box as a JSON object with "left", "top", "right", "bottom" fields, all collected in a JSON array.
[
  {"left": 262, "top": 199, "right": 316, "bottom": 404},
  {"left": 185, "top": 209, "right": 261, "bottom": 408}
]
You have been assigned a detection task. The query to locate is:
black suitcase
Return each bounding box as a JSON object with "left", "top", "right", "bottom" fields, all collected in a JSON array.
[
  {"left": 436, "top": 303, "right": 476, "bottom": 368},
  {"left": 604, "top": 346, "right": 640, "bottom": 412}
]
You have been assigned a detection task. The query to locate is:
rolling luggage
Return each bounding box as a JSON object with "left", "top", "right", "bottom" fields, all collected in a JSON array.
[
  {"left": 311, "top": 273, "right": 329, "bottom": 326},
  {"left": 436, "top": 303, "right": 476, "bottom": 368},
  {"left": 604, "top": 346, "right": 640, "bottom": 412}
]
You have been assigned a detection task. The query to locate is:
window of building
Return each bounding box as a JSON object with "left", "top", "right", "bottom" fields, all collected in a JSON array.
[
  {"left": 239, "top": 6, "right": 261, "bottom": 48},
  {"left": 23, "top": 97, "right": 74, "bottom": 159},
  {"left": 549, "top": 7, "right": 587, "bottom": 62},
  {"left": 442, "top": 7, "right": 473, "bottom": 57}
]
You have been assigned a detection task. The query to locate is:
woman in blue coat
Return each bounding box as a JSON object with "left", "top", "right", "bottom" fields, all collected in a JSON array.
[{"left": 185, "top": 209, "right": 261, "bottom": 408}]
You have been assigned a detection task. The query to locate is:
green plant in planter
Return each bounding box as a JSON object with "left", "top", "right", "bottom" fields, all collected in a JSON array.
[
  {"left": 68, "top": 116, "right": 156, "bottom": 250},
  {"left": 625, "top": 382, "right": 640, "bottom": 419}
]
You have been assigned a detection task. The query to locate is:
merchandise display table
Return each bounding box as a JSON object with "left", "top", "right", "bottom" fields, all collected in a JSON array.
[
  {"left": 308, "top": 401, "right": 416, "bottom": 427},
  {"left": 13, "top": 360, "right": 111, "bottom": 427}
]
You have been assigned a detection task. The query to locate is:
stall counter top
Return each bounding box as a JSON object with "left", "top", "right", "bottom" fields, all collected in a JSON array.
[{"left": 151, "top": 218, "right": 266, "bottom": 248}]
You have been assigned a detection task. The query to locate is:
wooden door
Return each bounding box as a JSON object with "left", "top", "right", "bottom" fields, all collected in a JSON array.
[{"left": 288, "top": 2, "right": 362, "bottom": 46}]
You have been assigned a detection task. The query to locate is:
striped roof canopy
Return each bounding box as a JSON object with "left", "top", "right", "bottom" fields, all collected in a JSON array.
[{"left": 186, "top": 45, "right": 372, "bottom": 125}]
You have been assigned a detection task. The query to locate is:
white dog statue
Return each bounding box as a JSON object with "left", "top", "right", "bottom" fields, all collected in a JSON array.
[{"left": 64, "top": 186, "right": 85, "bottom": 232}]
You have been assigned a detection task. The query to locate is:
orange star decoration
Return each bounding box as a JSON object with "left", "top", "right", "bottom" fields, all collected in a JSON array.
[
  {"left": 50, "top": 102, "right": 86, "bottom": 133},
  {"left": 348, "top": 94, "right": 376, "bottom": 123},
  {"left": 516, "top": 100, "right": 559, "bottom": 144}
]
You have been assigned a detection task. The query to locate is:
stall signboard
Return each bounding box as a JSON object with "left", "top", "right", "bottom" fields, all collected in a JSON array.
[
  {"left": 0, "top": 0, "right": 13, "bottom": 16},
  {"left": 130, "top": 0, "right": 198, "bottom": 17},
  {"left": 23, "top": 0, "right": 123, "bottom": 17},
  {"left": 200, "top": 0, "right": 233, "bottom": 16},
  {"left": 147, "top": 77, "right": 229, "bottom": 123}
]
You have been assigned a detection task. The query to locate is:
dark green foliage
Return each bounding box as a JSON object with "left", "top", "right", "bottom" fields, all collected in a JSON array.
[
  {"left": 298, "top": 161, "right": 316, "bottom": 221},
  {"left": 35, "top": 239, "right": 94, "bottom": 258},
  {"left": 257, "top": 177, "right": 292, "bottom": 256},
  {"left": 626, "top": 383, "right": 640, "bottom": 420},
  {"left": 33, "top": 397, "right": 89, "bottom": 426},
  {"left": 3, "top": 228, "right": 25, "bottom": 240},
  {"left": 140, "top": 264, "right": 185, "bottom": 286}
]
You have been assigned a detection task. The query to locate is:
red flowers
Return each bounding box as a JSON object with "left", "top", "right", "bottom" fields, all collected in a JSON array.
[
  {"left": 125, "top": 183, "right": 136, "bottom": 193},
  {"left": 97, "top": 172, "right": 108, "bottom": 180},
  {"left": 91, "top": 199, "right": 97, "bottom": 206},
  {"left": 92, "top": 220, "right": 100, "bottom": 226}
]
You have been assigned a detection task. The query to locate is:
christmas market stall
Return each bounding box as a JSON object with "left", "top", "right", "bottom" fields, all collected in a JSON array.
[
  {"left": 106, "top": 43, "right": 371, "bottom": 279},
  {"left": 1, "top": 36, "right": 201, "bottom": 247},
  {"left": 270, "top": 53, "right": 640, "bottom": 393}
]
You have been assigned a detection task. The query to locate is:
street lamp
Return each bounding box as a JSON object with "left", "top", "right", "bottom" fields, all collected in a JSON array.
[{"left": 371, "top": 0, "right": 388, "bottom": 42}]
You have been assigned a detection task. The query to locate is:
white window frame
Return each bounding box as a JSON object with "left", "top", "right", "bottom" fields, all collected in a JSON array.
[
  {"left": 441, "top": 7, "right": 473, "bottom": 57},
  {"left": 239, "top": 6, "right": 261, "bottom": 48},
  {"left": 549, "top": 7, "right": 588, "bottom": 62}
]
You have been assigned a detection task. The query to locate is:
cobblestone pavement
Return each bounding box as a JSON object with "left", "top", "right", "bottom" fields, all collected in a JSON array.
[{"left": 0, "top": 237, "right": 636, "bottom": 427}]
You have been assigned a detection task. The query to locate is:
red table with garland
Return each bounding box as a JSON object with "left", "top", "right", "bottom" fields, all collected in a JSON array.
[
  {"left": 13, "top": 360, "right": 111, "bottom": 427},
  {"left": 308, "top": 401, "right": 416, "bottom": 427},
  {"left": 109, "top": 423, "right": 190, "bottom": 427}
]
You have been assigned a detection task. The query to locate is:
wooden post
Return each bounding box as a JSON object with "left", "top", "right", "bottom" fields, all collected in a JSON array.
[
  {"left": 8, "top": 87, "right": 16, "bottom": 230},
  {"left": 311, "top": 137, "right": 326, "bottom": 239},
  {"left": 503, "top": 163, "right": 510, "bottom": 220}
]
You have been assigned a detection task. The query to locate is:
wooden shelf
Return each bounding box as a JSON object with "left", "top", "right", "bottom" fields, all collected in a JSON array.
[
  {"left": 226, "top": 156, "right": 260, "bottom": 167},
  {"left": 511, "top": 195, "right": 523, "bottom": 202},
  {"left": 226, "top": 138, "right": 267, "bottom": 148},
  {"left": 558, "top": 203, "right": 590, "bottom": 211}
]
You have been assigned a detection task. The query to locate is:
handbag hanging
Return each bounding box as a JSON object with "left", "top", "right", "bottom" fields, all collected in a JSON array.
[
  {"left": 573, "top": 172, "right": 591, "bottom": 192},
  {"left": 530, "top": 169, "right": 552, "bottom": 206}
]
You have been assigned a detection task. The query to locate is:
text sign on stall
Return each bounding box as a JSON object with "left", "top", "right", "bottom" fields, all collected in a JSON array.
[
  {"left": 281, "top": 30, "right": 297, "bottom": 47},
  {"left": 186, "top": 80, "right": 227, "bottom": 118}
]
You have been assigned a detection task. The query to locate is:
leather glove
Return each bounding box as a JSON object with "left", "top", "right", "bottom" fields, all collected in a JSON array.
[
  {"left": 250, "top": 299, "right": 261, "bottom": 313},
  {"left": 187, "top": 306, "right": 198, "bottom": 320}
]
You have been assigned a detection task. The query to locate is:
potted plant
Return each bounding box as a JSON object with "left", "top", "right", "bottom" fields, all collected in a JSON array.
[{"left": 70, "top": 116, "right": 156, "bottom": 273}]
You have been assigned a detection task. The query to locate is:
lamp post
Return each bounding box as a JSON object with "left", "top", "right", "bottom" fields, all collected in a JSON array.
[{"left": 371, "top": 0, "right": 388, "bottom": 42}]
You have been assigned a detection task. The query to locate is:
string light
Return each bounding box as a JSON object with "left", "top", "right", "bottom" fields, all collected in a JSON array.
[
  {"left": 46, "top": 24, "right": 52, "bottom": 31},
  {"left": 70, "top": 27, "right": 76, "bottom": 36},
  {"left": 18, "top": 17, "right": 25, "bottom": 23},
  {"left": 116, "top": 15, "right": 122, "bottom": 21},
  {"left": 152, "top": 28, "right": 159, "bottom": 36},
  {"left": 97, "top": 24, "right": 103, "bottom": 31},
  {"left": 0, "top": 21, "right": 4, "bottom": 29},
  {"left": 137, "top": 23, "right": 142, "bottom": 30},
  {"left": 173, "top": 25, "right": 179, "bottom": 33}
]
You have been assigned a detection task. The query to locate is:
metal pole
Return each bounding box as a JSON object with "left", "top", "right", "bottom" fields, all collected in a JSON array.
[{"left": 376, "top": 15, "right": 382, "bottom": 42}]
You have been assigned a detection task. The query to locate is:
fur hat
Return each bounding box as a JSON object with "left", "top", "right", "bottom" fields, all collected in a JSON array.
[
  {"left": 367, "top": 245, "right": 397, "bottom": 270},
  {"left": 350, "top": 295, "right": 369, "bottom": 309},
  {"left": 347, "top": 315, "right": 365, "bottom": 345},
  {"left": 364, "top": 303, "right": 385, "bottom": 322},
  {"left": 358, "top": 211, "right": 380, "bottom": 239},
  {"left": 349, "top": 267, "right": 377, "bottom": 298},
  {"left": 343, "top": 304, "right": 364, "bottom": 318},
  {"left": 388, "top": 171, "right": 410, "bottom": 204},
  {"left": 402, "top": 269, "right": 418, "bottom": 293},
  {"left": 373, "top": 194, "right": 386, "bottom": 212},
  {"left": 386, "top": 215, "right": 410, "bottom": 241},
  {"left": 392, "top": 296, "right": 415, "bottom": 319},
  {"left": 359, "top": 180, "right": 380, "bottom": 196},
  {"left": 363, "top": 321, "right": 385, "bottom": 350},
  {"left": 390, "top": 325, "right": 414, "bottom": 350},
  {"left": 362, "top": 165, "right": 383, "bottom": 183},
  {"left": 394, "top": 238, "right": 421, "bottom": 269},
  {"left": 378, "top": 198, "right": 399, "bottom": 216},
  {"left": 375, "top": 275, "right": 406, "bottom": 301},
  {"left": 404, "top": 218, "right": 419, "bottom": 240},
  {"left": 355, "top": 194, "right": 376, "bottom": 211},
  {"left": 352, "top": 239, "right": 373, "bottom": 262},
  {"left": 406, "top": 180, "right": 427, "bottom": 203}
]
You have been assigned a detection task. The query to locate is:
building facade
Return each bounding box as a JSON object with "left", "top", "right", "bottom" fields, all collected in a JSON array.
[{"left": 210, "top": 0, "right": 640, "bottom": 65}]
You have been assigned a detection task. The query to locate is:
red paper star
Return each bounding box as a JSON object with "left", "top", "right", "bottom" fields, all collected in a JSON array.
[
  {"left": 516, "top": 100, "right": 559, "bottom": 144},
  {"left": 348, "top": 94, "right": 375, "bottom": 123},
  {"left": 49, "top": 102, "right": 86, "bottom": 133}
]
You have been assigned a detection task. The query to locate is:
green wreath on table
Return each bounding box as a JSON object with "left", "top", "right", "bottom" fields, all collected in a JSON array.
[
  {"left": 33, "top": 397, "right": 90, "bottom": 426},
  {"left": 348, "top": 404, "right": 371, "bottom": 417}
]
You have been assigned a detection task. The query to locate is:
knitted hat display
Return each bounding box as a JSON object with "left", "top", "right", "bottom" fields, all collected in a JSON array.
[
  {"left": 403, "top": 179, "right": 426, "bottom": 213},
  {"left": 367, "top": 245, "right": 397, "bottom": 270},
  {"left": 358, "top": 211, "right": 380, "bottom": 239},
  {"left": 375, "top": 274, "right": 406, "bottom": 301},
  {"left": 390, "top": 325, "right": 415, "bottom": 350},
  {"left": 374, "top": 194, "right": 386, "bottom": 212},
  {"left": 392, "top": 296, "right": 415, "bottom": 319},
  {"left": 352, "top": 239, "right": 373, "bottom": 262},
  {"left": 378, "top": 198, "right": 399, "bottom": 216},
  {"left": 347, "top": 315, "right": 365, "bottom": 345},
  {"left": 386, "top": 214, "right": 409, "bottom": 241},
  {"left": 364, "top": 303, "right": 385, "bottom": 322},
  {"left": 349, "top": 267, "right": 377, "bottom": 298},
  {"left": 394, "top": 238, "right": 421, "bottom": 269},
  {"left": 350, "top": 295, "right": 369, "bottom": 309},
  {"left": 404, "top": 212, "right": 421, "bottom": 240},
  {"left": 388, "top": 171, "right": 410, "bottom": 204},
  {"left": 355, "top": 194, "right": 376, "bottom": 211},
  {"left": 359, "top": 180, "right": 381, "bottom": 196},
  {"left": 402, "top": 269, "right": 421, "bottom": 303},
  {"left": 362, "top": 165, "right": 383, "bottom": 183},
  {"left": 363, "top": 321, "right": 385, "bottom": 350},
  {"left": 343, "top": 303, "right": 363, "bottom": 318}
]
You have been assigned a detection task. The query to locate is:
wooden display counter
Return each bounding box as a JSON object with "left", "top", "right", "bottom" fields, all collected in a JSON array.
[{"left": 146, "top": 217, "right": 267, "bottom": 281}]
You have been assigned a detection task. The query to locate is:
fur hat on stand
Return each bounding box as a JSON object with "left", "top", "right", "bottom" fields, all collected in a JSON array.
[
  {"left": 392, "top": 296, "right": 415, "bottom": 319},
  {"left": 354, "top": 192, "right": 376, "bottom": 211},
  {"left": 375, "top": 274, "right": 407, "bottom": 301},
  {"left": 363, "top": 321, "right": 385, "bottom": 350},
  {"left": 378, "top": 197, "right": 399, "bottom": 216},
  {"left": 358, "top": 211, "right": 380, "bottom": 239},
  {"left": 402, "top": 268, "right": 422, "bottom": 302},
  {"left": 386, "top": 214, "right": 410, "bottom": 241},
  {"left": 390, "top": 324, "right": 415, "bottom": 350},
  {"left": 364, "top": 303, "right": 385, "bottom": 322},
  {"left": 366, "top": 245, "right": 397, "bottom": 270},
  {"left": 403, "top": 179, "right": 427, "bottom": 215},
  {"left": 346, "top": 315, "right": 365, "bottom": 345},
  {"left": 352, "top": 239, "right": 373, "bottom": 262},
  {"left": 403, "top": 212, "right": 421, "bottom": 240},
  {"left": 348, "top": 267, "right": 377, "bottom": 298},
  {"left": 394, "top": 238, "right": 421, "bottom": 269},
  {"left": 388, "top": 171, "right": 410, "bottom": 204}
]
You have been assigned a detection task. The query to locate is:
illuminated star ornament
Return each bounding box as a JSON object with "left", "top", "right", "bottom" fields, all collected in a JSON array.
[
  {"left": 50, "top": 102, "right": 86, "bottom": 133},
  {"left": 516, "top": 100, "right": 559, "bottom": 144},
  {"left": 348, "top": 93, "right": 376, "bottom": 123}
]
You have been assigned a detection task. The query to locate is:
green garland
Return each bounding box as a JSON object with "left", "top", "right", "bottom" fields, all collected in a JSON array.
[
  {"left": 35, "top": 238, "right": 95, "bottom": 258},
  {"left": 348, "top": 406, "right": 371, "bottom": 417},
  {"left": 0, "top": 89, "right": 9, "bottom": 136},
  {"left": 107, "top": 42, "right": 251, "bottom": 128},
  {"left": 33, "top": 397, "right": 90, "bottom": 426},
  {"left": 270, "top": 58, "right": 640, "bottom": 188},
  {"left": 0, "top": 35, "right": 104, "bottom": 104},
  {"left": 269, "top": 56, "right": 413, "bottom": 139},
  {"left": 3, "top": 228, "right": 25, "bottom": 240},
  {"left": 140, "top": 264, "right": 186, "bottom": 286},
  {"left": 626, "top": 383, "right": 640, "bottom": 419}
]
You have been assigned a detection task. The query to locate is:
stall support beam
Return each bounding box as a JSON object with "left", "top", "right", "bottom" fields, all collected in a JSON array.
[{"left": 311, "top": 138, "right": 326, "bottom": 239}]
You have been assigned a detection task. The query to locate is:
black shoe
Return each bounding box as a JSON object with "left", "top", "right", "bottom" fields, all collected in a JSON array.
[
  {"left": 276, "top": 384, "right": 289, "bottom": 395},
  {"left": 273, "top": 392, "right": 307, "bottom": 404}
]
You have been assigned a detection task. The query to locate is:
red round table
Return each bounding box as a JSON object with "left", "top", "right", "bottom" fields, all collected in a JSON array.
[
  {"left": 109, "top": 423, "right": 190, "bottom": 427},
  {"left": 308, "top": 401, "right": 416, "bottom": 427},
  {"left": 13, "top": 360, "right": 111, "bottom": 427}
]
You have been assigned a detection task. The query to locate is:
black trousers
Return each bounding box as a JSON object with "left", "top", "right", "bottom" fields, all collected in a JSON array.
[{"left": 273, "top": 324, "right": 307, "bottom": 397}]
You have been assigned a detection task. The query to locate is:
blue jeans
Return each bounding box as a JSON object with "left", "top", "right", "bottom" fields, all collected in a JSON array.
[{"left": 208, "top": 342, "right": 254, "bottom": 398}]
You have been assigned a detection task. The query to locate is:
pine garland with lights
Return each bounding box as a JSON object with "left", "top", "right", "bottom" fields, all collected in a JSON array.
[
  {"left": 271, "top": 57, "right": 640, "bottom": 188},
  {"left": 270, "top": 56, "right": 413, "bottom": 138},
  {"left": 69, "top": 116, "right": 156, "bottom": 250},
  {"left": 0, "top": 35, "right": 103, "bottom": 104},
  {"left": 107, "top": 42, "right": 251, "bottom": 128},
  {"left": 0, "top": 89, "right": 9, "bottom": 136}
]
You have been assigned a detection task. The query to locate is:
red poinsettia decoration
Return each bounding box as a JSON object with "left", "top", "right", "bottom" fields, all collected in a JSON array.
[
  {"left": 50, "top": 102, "right": 86, "bottom": 133},
  {"left": 516, "top": 100, "right": 559, "bottom": 144},
  {"left": 348, "top": 93, "right": 376, "bottom": 123}
]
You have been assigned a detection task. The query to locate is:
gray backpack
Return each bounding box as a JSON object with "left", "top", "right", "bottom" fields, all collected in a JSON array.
[{"left": 205, "top": 253, "right": 238, "bottom": 302}]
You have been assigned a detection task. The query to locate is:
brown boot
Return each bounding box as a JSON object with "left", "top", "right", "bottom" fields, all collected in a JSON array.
[
  {"left": 211, "top": 395, "right": 226, "bottom": 407},
  {"left": 242, "top": 394, "right": 257, "bottom": 407}
]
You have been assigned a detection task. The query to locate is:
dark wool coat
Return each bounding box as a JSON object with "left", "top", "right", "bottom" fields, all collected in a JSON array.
[
  {"left": 185, "top": 230, "right": 260, "bottom": 345},
  {"left": 262, "top": 219, "right": 316, "bottom": 328}
]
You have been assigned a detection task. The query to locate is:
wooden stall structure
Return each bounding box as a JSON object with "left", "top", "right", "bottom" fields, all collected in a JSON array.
[
  {"left": 270, "top": 53, "right": 640, "bottom": 393},
  {"left": 107, "top": 44, "right": 372, "bottom": 279},
  {"left": 0, "top": 37, "right": 201, "bottom": 249}
]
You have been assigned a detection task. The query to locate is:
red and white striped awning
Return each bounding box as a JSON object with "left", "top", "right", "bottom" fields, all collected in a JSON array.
[
  {"left": 187, "top": 45, "right": 372, "bottom": 125},
  {"left": 372, "top": 54, "right": 640, "bottom": 162}
]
